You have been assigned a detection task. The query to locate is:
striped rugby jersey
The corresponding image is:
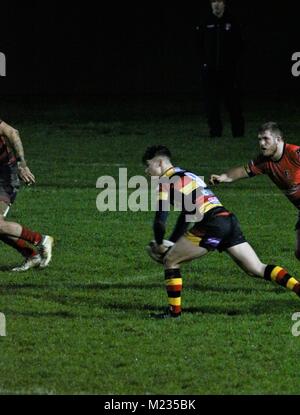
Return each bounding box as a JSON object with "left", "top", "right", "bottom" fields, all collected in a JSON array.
[{"left": 153, "top": 167, "right": 224, "bottom": 244}]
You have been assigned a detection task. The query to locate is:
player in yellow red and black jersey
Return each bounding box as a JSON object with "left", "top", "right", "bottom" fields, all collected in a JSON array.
[
  {"left": 0, "top": 119, "right": 54, "bottom": 271},
  {"left": 155, "top": 165, "right": 222, "bottom": 244},
  {"left": 143, "top": 145, "right": 300, "bottom": 318},
  {"left": 210, "top": 121, "right": 300, "bottom": 260}
]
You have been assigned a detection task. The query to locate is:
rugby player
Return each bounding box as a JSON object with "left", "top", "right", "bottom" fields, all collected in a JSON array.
[
  {"left": 143, "top": 145, "right": 300, "bottom": 318},
  {"left": 210, "top": 122, "right": 300, "bottom": 260},
  {"left": 0, "top": 119, "right": 54, "bottom": 271}
]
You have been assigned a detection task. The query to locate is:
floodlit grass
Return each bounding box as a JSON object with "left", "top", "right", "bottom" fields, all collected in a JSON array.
[{"left": 0, "top": 96, "right": 300, "bottom": 394}]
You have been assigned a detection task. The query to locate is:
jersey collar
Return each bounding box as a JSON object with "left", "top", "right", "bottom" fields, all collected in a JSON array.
[{"left": 160, "top": 166, "right": 176, "bottom": 178}]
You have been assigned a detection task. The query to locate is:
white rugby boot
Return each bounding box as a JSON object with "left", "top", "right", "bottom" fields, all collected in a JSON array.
[
  {"left": 12, "top": 254, "right": 42, "bottom": 272},
  {"left": 38, "top": 235, "right": 54, "bottom": 268}
]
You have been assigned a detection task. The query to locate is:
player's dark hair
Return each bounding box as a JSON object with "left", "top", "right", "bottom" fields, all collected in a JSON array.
[
  {"left": 258, "top": 122, "right": 283, "bottom": 139},
  {"left": 142, "top": 145, "right": 172, "bottom": 165}
]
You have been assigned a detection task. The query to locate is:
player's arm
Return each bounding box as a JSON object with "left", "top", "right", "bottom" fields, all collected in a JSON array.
[
  {"left": 0, "top": 121, "right": 35, "bottom": 185},
  {"left": 152, "top": 183, "right": 171, "bottom": 254},
  {"left": 169, "top": 212, "right": 189, "bottom": 243},
  {"left": 210, "top": 166, "right": 249, "bottom": 185},
  {"left": 153, "top": 211, "right": 168, "bottom": 247}
]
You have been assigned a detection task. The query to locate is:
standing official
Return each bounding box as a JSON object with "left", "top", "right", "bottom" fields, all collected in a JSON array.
[{"left": 197, "top": 0, "right": 245, "bottom": 138}]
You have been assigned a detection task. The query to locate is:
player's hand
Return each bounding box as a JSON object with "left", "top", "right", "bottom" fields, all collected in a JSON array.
[
  {"left": 146, "top": 240, "right": 174, "bottom": 264},
  {"left": 18, "top": 166, "right": 36, "bottom": 185},
  {"left": 146, "top": 241, "right": 164, "bottom": 264},
  {"left": 153, "top": 243, "right": 168, "bottom": 255},
  {"left": 209, "top": 174, "right": 221, "bottom": 185}
]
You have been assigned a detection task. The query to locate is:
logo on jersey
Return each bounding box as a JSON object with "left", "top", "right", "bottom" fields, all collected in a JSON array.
[
  {"left": 208, "top": 197, "right": 221, "bottom": 205},
  {"left": 225, "top": 23, "right": 232, "bottom": 31}
]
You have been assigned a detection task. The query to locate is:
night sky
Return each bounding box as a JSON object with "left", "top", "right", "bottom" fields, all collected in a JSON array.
[{"left": 0, "top": 1, "right": 299, "bottom": 97}]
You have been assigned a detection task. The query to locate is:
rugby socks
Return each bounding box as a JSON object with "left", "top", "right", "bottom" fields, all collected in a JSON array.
[
  {"left": 20, "top": 227, "right": 42, "bottom": 246},
  {"left": 264, "top": 265, "right": 300, "bottom": 296},
  {"left": 0, "top": 236, "right": 36, "bottom": 258},
  {"left": 16, "top": 239, "right": 37, "bottom": 258},
  {"left": 165, "top": 269, "right": 182, "bottom": 317}
]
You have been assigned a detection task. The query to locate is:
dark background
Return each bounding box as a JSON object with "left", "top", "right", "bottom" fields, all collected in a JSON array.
[{"left": 0, "top": 0, "right": 299, "bottom": 98}]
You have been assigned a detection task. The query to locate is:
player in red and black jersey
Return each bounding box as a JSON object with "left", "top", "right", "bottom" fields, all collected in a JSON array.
[
  {"left": 143, "top": 145, "right": 300, "bottom": 318},
  {"left": 210, "top": 121, "right": 300, "bottom": 259},
  {"left": 0, "top": 119, "right": 54, "bottom": 271}
]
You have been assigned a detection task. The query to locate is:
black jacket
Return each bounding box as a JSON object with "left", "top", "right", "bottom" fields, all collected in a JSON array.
[{"left": 196, "top": 11, "right": 243, "bottom": 70}]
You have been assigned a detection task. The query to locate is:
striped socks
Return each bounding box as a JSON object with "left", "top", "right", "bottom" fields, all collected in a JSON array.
[
  {"left": 264, "top": 265, "right": 300, "bottom": 296},
  {"left": 20, "top": 227, "right": 42, "bottom": 246},
  {"left": 165, "top": 269, "right": 182, "bottom": 317},
  {"left": 0, "top": 235, "right": 37, "bottom": 258}
]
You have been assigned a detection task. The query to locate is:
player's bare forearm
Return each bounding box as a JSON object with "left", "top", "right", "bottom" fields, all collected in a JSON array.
[
  {"left": 0, "top": 121, "right": 36, "bottom": 185},
  {"left": 0, "top": 122, "right": 26, "bottom": 166},
  {"left": 210, "top": 166, "right": 248, "bottom": 185},
  {"left": 11, "top": 133, "right": 26, "bottom": 166}
]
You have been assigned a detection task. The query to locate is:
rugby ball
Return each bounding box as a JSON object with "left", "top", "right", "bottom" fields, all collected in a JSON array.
[{"left": 146, "top": 239, "right": 174, "bottom": 263}]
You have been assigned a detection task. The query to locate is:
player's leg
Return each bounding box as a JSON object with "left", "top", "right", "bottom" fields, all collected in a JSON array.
[
  {"left": 223, "top": 71, "right": 245, "bottom": 137},
  {"left": 160, "top": 234, "right": 209, "bottom": 318},
  {"left": 0, "top": 200, "right": 37, "bottom": 256},
  {"left": 0, "top": 200, "right": 43, "bottom": 271},
  {"left": 201, "top": 67, "right": 222, "bottom": 137},
  {"left": 0, "top": 199, "right": 54, "bottom": 270},
  {"left": 164, "top": 235, "right": 209, "bottom": 269},
  {"left": 226, "top": 242, "right": 266, "bottom": 277},
  {"left": 0, "top": 204, "right": 42, "bottom": 244},
  {"left": 227, "top": 242, "right": 300, "bottom": 296}
]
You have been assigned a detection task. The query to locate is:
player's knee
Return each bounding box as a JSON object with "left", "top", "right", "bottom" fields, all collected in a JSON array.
[
  {"left": 295, "top": 250, "right": 300, "bottom": 260},
  {"left": 246, "top": 262, "right": 265, "bottom": 278},
  {"left": 0, "top": 219, "right": 6, "bottom": 232},
  {"left": 254, "top": 263, "right": 266, "bottom": 278},
  {"left": 163, "top": 251, "right": 179, "bottom": 269}
]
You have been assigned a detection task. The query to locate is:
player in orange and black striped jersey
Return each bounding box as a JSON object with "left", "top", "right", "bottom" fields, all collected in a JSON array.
[
  {"left": 0, "top": 119, "right": 54, "bottom": 271},
  {"left": 143, "top": 145, "right": 300, "bottom": 318},
  {"left": 210, "top": 121, "right": 300, "bottom": 260}
]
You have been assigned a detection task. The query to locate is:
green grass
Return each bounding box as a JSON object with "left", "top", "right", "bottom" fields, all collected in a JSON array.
[{"left": 1, "top": 96, "right": 300, "bottom": 394}]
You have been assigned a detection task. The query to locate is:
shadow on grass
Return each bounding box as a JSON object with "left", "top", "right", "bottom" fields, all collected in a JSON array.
[
  {"left": 3, "top": 310, "right": 76, "bottom": 319},
  {"left": 104, "top": 298, "right": 300, "bottom": 316},
  {"left": 2, "top": 298, "right": 299, "bottom": 320},
  {"left": 1, "top": 281, "right": 299, "bottom": 318},
  {"left": 0, "top": 265, "right": 17, "bottom": 272},
  {"left": 0, "top": 280, "right": 287, "bottom": 297}
]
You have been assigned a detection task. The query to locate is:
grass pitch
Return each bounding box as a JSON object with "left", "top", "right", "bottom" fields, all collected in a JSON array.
[{"left": 0, "top": 96, "right": 300, "bottom": 395}]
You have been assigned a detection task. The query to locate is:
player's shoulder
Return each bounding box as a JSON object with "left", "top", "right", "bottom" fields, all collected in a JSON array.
[
  {"left": 285, "top": 143, "right": 300, "bottom": 153},
  {"left": 284, "top": 143, "right": 300, "bottom": 162}
]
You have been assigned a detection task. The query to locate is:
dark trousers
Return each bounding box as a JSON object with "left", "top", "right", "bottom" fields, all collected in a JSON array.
[{"left": 201, "top": 66, "right": 245, "bottom": 137}]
